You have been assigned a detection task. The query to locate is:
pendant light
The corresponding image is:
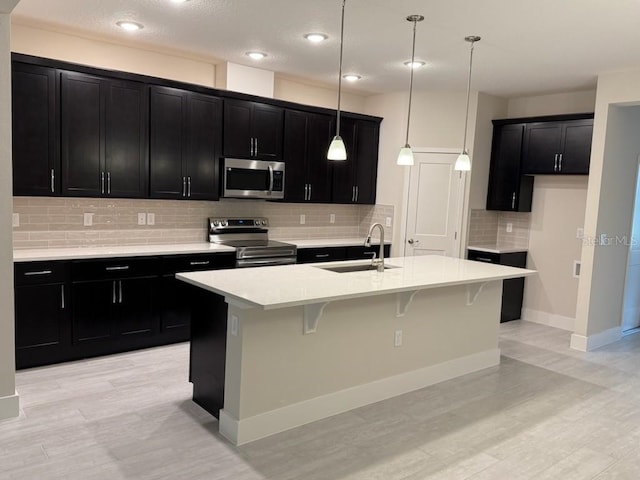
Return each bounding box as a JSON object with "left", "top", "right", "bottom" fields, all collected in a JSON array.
[
  {"left": 327, "top": 0, "right": 348, "bottom": 161},
  {"left": 455, "top": 35, "right": 481, "bottom": 171},
  {"left": 397, "top": 15, "right": 424, "bottom": 166}
]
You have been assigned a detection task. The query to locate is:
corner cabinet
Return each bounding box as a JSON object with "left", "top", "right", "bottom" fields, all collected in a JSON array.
[
  {"left": 331, "top": 117, "right": 380, "bottom": 204},
  {"left": 223, "top": 99, "right": 283, "bottom": 160},
  {"left": 149, "top": 86, "right": 222, "bottom": 200},
  {"left": 283, "top": 110, "right": 334, "bottom": 203}
]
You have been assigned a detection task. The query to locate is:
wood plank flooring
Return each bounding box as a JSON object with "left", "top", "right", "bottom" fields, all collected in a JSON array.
[{"left": 2, "top": 321, "right": 640, "bottom": 479}]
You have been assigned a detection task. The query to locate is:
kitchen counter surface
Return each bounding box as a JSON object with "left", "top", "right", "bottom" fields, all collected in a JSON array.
[
  {"left": 13, "top": 243, "right": 236, "bottom": 262},
  {"left": 177, "top": 255, "right": 536, "bottom": 310},
  {"left": 467, "top": 245, "right": 528, "bottom": 254},
  {"left": 281, "top": 238, "right": 390, "bottom": 248}
]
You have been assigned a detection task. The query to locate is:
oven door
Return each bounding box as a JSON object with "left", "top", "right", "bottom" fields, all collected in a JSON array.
[
  {"left": 236, "top": 257, "right": 297, "bottom": 268},
  {"left": 223, "top": 158, "right": 285, "bottom": 199}
]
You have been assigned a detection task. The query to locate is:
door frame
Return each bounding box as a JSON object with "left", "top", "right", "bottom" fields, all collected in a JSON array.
[{"left": 400, "top": 147, "right": 468, "bottom": 258}]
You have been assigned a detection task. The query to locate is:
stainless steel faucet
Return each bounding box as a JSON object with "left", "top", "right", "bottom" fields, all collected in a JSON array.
[{"left": 364, "top": 223, "right": 385, "bottom": 272}]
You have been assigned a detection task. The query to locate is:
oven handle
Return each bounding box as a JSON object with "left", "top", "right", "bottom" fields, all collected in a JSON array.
[
  {"left": 268, "top": 165, "right": 274, "bottom": 194},
  {"left": 236, "top": 257, "right": 297, "bottom": 268}
]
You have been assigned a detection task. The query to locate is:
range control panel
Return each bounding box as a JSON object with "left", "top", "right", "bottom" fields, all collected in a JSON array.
[{"left": 208, "top": 217, "right": 268, "bottom": 230}]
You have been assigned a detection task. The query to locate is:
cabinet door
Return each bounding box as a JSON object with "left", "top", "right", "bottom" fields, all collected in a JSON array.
[
  {"left": 559, "top": 120, "right": 593, "bottom": 174},
  {"left": 115, "top": 277, "right": 156, "bottom": 337},
  {"left": 252, "top": 102, "right": 283, "bottom": 160},
  {"left": 72, "top": 280, "right": 114, "bottom": 343},
  {"left": 12, "top": 63, "right": 59, "bottom": 196},
  {"left": 331, "top": 117, "right": 358, "bottom": 203},
  {"left": 283, "top": 110, "right": 309, "bottom": 202},
  {"left": 306, "top": 113, "right": 334, "bottom": 203},
  {"left": 487, "top": 124, "right": 533, "bottom": 211},
  {"left": 150, "top": 86, "right": 185, "bottom": 198},
  {"left": 105, "top": 80, "right": 148, "bottom": 198},
  {"left": 185, "top": 93, "right": 222, "bottom": 200},
  {"left": 353, "top": 120, "right": 379, "bottom": 204},
  {"left": 159, "top": 274, "right": 192, "bottom": 334},
  {"left": 61, "top": 72, "right": 104, "bottom": 197},
  {"left": 223, "top": 99, "right": 253, "bottom": 158},
  {"left": 522, "top": 122, "right": 562, "bottom": 174}
]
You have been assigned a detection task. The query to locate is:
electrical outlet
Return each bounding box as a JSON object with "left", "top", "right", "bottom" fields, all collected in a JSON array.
[
  {"left": 330, "top": 214, "right": 335, "bottom": 224},
  {"left": 394, "top": 330, "right": 403, "bottom": 347},
  {"left": 300, "top": 214, "right": 306, "bottom": 225},
  {"left": 385, "top": 217, "right": 392, "bottom": 227},
  {"left": 506, "top": 222, "right": 513, "bottom": 233},
  {"left": 230, "top": 315, "right": 239, "bottom": 336},
  {"left": 147, "top": 213, "right": 155, "bottom": 225},
  {"left": 83, "top": 213, "right": 93, "bottom": 226},
  {"left": 576, "top": 227, "right": 584, "bottom": 239},
  {"left": 138, "top": 213, "right": 146, "bottom": 225},
  {"left": 12, "top": 213, "right": 19, "bottom": 227}
]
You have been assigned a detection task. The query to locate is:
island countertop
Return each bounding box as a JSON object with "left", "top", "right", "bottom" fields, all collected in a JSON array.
[{"left": 177, "top": 255, "right": 536, "bottom": 310}]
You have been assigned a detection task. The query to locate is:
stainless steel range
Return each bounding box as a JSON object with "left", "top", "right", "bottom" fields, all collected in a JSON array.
[{"left": 208, "top": 217, "right": 297, "bottom": 268}]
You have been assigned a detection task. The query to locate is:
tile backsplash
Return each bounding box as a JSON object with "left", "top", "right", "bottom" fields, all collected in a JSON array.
[
  {"left": 468, "top": 209, "right": 531, "bottom": 250},
  {"left": 12, "top": 197, "right": 394, "bottom": 249}
]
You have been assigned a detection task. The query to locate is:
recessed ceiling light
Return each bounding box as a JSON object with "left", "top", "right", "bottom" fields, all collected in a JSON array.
[
  {"left": 116, "top": 21, "right": 144, "bottom": 32},
  {"left": 404, "top": 60, "right": 425, "bottom": 69},
  {"left": 343, "top": 74, "right": 361, "bottom": 82},
  {"left": 304, "top": 33, "right": 328, "bottom": 43},
  {"left": 246, "top": 51, "right": 267, "bottom": 60}
]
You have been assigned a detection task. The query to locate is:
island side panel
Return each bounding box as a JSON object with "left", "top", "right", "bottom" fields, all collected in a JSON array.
[{"left": 220, "top": 281, "right": 503, "bottom": 444}]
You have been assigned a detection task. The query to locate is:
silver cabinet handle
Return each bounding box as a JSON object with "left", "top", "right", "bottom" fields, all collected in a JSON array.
[
  {"left": 182, "top": 176, "right": 186, "bottom": 197},
  {"left": 308, "top": 183, "right": 312, "bottom": 201},
  {"left": 190, "top": 261, "right": 210, "bottom": 266},
  {"left": 61, "top": 284, "right": 65, "bottom": 309},
  {"left": 511, "top": 192, "right": 516, "bottom": 209},
  {"left": 268, "top": 165, "right": 274, "bottom": 193},
  {"left": 355, "top": 186, "right": 359, "bottom": 202},
  {"left": 352, "top": 186, "right": 356, "bottom": 202},
  {"left": 304, "top": 184, "right": 309, "bottom": 201},
  {"left": 119, "top": 280, "right": 123, "bottom": 304},
  {"left": 255, "top": 137, "right": 258, "bottom": 156},
  {"left": 474, "top": 257, "right": 494, "bottom": 263},
  {"left": 112, "top": 280, "right": 117, "bottom": 304},
  {"left": 554, "top": 154, "right": 558, "bottom": 172},
  {"left": 51, "top": 169, "right": 55, "bottom": 193},
  {"left": 101, "top": 171, "right": 105, "bottom": 194},
  {"left": 24, "top": 270, "right": 53, "bottom": 276},
  {"left": 107, "top": 172, "right": 111, "bottom": 195},
  {"left": 559, "top": 153, "right": 563, "bottom": 171},
  {"left": 105, "top": 265, "right": 129, "bottom": 271},
  {"left": 315, "top": 253, "right": 330, "bottom": 258},
  {"left": 187, "top": 176, "right": 192, "bottom": 197},
  {"left": 250, "top": 138, "right": 255, "bottom": 157}
]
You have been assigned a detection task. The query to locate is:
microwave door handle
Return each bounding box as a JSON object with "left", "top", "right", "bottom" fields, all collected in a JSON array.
[{"left": 268, "top": 165, "right": 274, "bottom": 194}]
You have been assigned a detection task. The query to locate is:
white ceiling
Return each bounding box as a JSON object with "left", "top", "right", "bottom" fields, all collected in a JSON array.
[{"left": 11, "top": 0, "right": 640, "bottom": 98}]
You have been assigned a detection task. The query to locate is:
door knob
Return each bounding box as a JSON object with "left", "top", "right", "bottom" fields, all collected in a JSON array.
[{"left": 408, "top": 239, "right": 414, "bottom": 244}]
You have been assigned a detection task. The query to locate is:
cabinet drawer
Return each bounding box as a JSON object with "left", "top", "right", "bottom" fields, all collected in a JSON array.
[
  {"left": 297, "top": 247, "right": 347, "bottom": 264},
  {"left": 346, "top": 244, "right": 391, "bottom": 260},
  {"left": 15, "top": 261, "right": 69, "bottom": 286},
  {"left": 467, "top": 250, "right": 500, "bottom": 264},
  {"left": 71, "top": 256, "right": 159, "bottom": 281},
  {"left": 161, "top": 253, "right": 235, "bottom": 274}
]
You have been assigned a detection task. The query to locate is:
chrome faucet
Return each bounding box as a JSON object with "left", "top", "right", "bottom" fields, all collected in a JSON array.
[{"left": 364, "top": 223, "right": 385, "bottom": 272}]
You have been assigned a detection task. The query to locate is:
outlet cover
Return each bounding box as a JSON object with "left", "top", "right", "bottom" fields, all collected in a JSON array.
[
  {"left": 12, "top": 213, "right": 19, "bottom": 227},
  {"left": 230, "top": 315, "right": 239, "bottom": 336},
  {"left": 394, "top": 330, "right": 403, "bottom": 347},
  {"left": 300, "top": 214, "right": 306, "bottom": 225},
  {"left": 330, "top": 214, "right": 335, "bottom": 224},
  {"left": 147, "top": 213, "right": 155, "bottom": 225},
  {"left": 83, "top": 213, "right": 93, "bottom": 226},
  {"left": 576, "top": 227, "right": 584, "bottom": 239},
  {"left": 506, "top": 223, "right": 513, "bottom": 233},
  {"left": 138, "top": 213, "right": 146, "bottom": 225},
  {"left": 385, "top": 216, "right": 392, "bottom": 227}
]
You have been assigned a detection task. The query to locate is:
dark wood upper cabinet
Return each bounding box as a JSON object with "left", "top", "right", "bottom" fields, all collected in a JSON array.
[
  {"left": 60, "top": 71, "right": 148, "bottom": 198},
  {"left": 12, "top": 63, "right": 59, "bottom": 196},
  {"left": 283, "top": 110, "right": 334, "bottom": 203},
  {"left": 331, "top": 117, "right": 379, "bottom": 204},
  {"left": 522, "top": 118, "right": 593, "bottom": 174},
  {"left": 150, "top": 86, "right": 222, "bottom": 200},
  {"left": 223, "top": 99, "right": 283, "bottom": 160}
]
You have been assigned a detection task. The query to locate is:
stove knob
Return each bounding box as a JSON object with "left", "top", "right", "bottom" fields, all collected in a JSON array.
[
  {"left": 261, "top": 220, "right": 267, "bottom": 226},
  {"left": 254, "top": 220, "right": 261, "bottom": 226},
  {"left": 221, "top": 220, "right": 228, "bottom": 227},
  {"left": 212, "top": 220, "right": 219, "bottom": 227}
]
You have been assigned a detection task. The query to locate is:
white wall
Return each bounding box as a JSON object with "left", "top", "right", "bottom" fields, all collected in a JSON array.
[
  {"left": 507, "top": 90, "right": 596, "bottom": 118},
  {"left": 0, "top": 6, "right": 19, "bottom": 421},
  {"left": 622, "top": 165, "right": 640, "bottom": 332}
]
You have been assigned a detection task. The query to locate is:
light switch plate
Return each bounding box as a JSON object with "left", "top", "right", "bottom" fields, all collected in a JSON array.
[
  {"left": 300, "top": 214, "right": 306, "bottom": 225},
  {"left": 330, "top": 214, "right": 335, "bottom": 224},
  {"left": 506, "top": 223, "right": 513, "bottom": 233},
  {"left": 83, "top": 213, "right": 93, "bottom": 226},
  {"left": 12, "top": 213, "right": 19, "bottom": 227},
  {"left": 138, "top": 213, "right": 146, "bottom": 225},
  {"left": 385, "top": 217, "right": 392, "bottom": 227},
  {"left": 576, "top": 227, "right": 584, "bottom": 239},
  {"left": 230, "top": 315, "right": 239, "bottom": 336},
  {"left": 394, "top": 330, "right": 403, "bottom": 347},
  {"left": 147, "top": 213, "right": 155, "bottom": 225}
]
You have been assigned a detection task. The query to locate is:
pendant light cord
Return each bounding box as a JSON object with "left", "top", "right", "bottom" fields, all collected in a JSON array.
[
  {"left": 461, "top": 39, "right": 476, "bottom": 153},
  {"left": 405, "top": 18, "right": 418, "bottom": 147},
  {"left": 335, "top": 0, "right": 346, "bottom": 137}
]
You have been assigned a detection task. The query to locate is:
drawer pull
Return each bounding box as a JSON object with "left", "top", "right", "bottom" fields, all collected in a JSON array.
[
  {"left": 105, "top": 265, "right": 130, "bottom": 271},
  {"left": 315, "top": 254, "right": 330, "bottom": 258},
  {"left": 474, "top": 257, "right": 494, "bottom": 263},
  {"left": 61, "top": 285, "right": 65, "bottom": 309},
  {"left": 190, "top": 261, "right": 210, "bottom": 266},
  {"left": 24, "top": 270, "right": 53, "bottom": 276}
]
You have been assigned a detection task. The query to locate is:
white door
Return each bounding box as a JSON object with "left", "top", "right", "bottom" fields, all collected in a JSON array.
[{"left": 404, "top": 151, "right": 464, "bottom": 257}]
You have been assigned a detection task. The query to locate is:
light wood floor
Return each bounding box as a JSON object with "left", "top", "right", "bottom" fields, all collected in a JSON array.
[{"left": 2, "top": 321, "right": 640, "bottom": 479}]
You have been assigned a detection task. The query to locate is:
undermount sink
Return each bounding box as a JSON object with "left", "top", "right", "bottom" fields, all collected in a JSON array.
[{"left": 317, "top": 264, "right": 400, "bottom": 273}]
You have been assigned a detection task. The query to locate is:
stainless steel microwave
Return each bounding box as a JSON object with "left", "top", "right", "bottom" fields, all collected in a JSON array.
[{"left": 222, "top": 158, "right": 285, "bottom": 200}]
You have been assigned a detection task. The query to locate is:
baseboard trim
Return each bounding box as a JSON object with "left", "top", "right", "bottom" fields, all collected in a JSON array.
[
  {"left": 570, "top": 326, "right": 622, "bottom": 351},
  {"left": 219, "top": 348, "right": 500, "bottom": 446},
  {"left": 521, "top": 308, "right": 575, "bottom": 331},
  {"left": 0, "top": 391, "right": 19, "bottom": 421}
]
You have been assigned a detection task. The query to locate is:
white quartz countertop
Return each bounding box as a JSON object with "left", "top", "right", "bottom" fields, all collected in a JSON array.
[
  {"left": 177, "top": 255, "right": 536, "bottom": 310},
  {"left": 467, "top": 245, "right": 528, "bottom": 254},
  {"left": 13, "top": 243, "right": 236, "bottom": 262},
  {"left": 283, "top": 238, "right": 390, "bottom": 248}
]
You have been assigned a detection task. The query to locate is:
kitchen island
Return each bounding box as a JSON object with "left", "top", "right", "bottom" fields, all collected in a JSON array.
[{"left": 177, "top": 255, "right": 536, "bottom": 445}]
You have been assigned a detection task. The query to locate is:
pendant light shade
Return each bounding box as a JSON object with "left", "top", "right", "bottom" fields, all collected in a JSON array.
[
  {"left": 397, "top": 15, "right": 424, "bottom": 166},
  {"left": 455, "top": 35, "right": 481, "bottom": 172},
  {"left": 328, "top": 0, "right": 348, "bottom": 161}
]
